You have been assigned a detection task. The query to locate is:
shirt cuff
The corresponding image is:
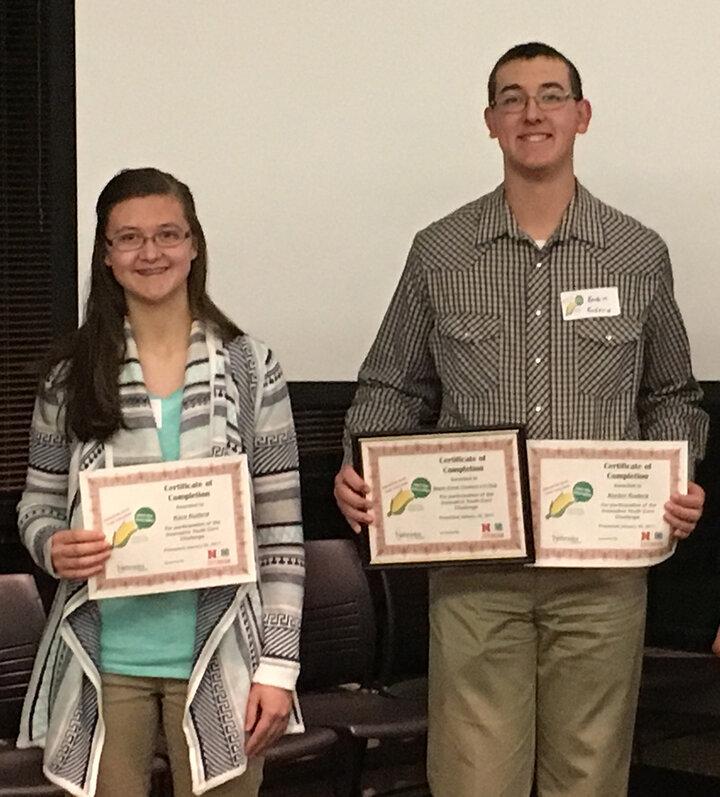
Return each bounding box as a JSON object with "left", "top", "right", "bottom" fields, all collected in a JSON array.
[
  {"left": 42, "top": 535, "right": 59, "bottom": 578},
  {"left": 252, "top": 658, "right": 301, "bottom": 692}
]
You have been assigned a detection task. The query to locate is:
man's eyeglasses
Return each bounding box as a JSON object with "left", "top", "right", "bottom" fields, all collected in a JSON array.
[
  {"left": 491, "top": 90, "right": 574, "bottom": 115},
  {"left": 106, "top": 227, "right": 191, "bottom": 252}
]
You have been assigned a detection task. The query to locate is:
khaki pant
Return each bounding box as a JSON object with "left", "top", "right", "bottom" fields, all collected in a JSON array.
[
  {"left": 427, "top": 566, "right": 647, "bottom": 797},
  {"left": 96, "top": 673, "right": 263, "bottom": 797}
]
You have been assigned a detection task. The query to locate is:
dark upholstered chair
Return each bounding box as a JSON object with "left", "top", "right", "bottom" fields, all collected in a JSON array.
[
  {"left": 0, "top": 574, "right": 46, "bottom": 739},
  {"left": 0, "top": 573, "right": 67, "bottom": 796},
  {"left": 377, "top": 567, "right": 429, "bottom": 702},
  {"left": 260, "top": 727, "right": 341, "bottom": 796},
  {"left": 633, "top": 646, "right": 720, "bottom": 770},
  {"left": 0, "top": 573, "right": 174, "bottom": 796},
  {"left": 298, "top": 539, "right": 427, "bottom": 797}
]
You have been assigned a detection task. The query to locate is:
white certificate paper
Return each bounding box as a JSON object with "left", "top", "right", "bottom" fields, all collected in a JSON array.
[
  {"left": 527, "top": 440, "right": 687, "bottom": 567},
  {"left": 80, "top": 455, "right": 256, "bottom": 598}
]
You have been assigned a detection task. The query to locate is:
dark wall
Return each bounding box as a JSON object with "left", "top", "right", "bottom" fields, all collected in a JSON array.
[
  {"left": 3, "top": 379, "right": 719, "bottom": 648},
  {"left": 646, "top": 382, "right": 720, "bottom": 649},
  {"left": 290, "top": 382, "right": 357, "bottom": 542}
]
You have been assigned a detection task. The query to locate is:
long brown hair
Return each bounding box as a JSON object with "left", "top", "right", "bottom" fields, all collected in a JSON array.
[{"left": 43, "top": 167, "right": 242, "bottom": 442}]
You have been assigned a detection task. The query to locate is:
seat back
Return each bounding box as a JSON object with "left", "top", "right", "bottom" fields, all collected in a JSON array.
[
  {"left": 298, "top": 538, "right": 376, "bottom": 692},
  {"left": 378, "top": 567, "right": 429, "bottom": 685},
  {"left": 0, "top": 574, "right": 46, "bottom": 738}
]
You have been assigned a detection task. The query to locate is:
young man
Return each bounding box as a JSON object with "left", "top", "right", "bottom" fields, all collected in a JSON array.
[{"left": 334, "top": 43, "right": 708, "bottom": 796}]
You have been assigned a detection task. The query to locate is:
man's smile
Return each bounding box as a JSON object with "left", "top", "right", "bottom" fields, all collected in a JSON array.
[{"left": 519, "top": 133, "right": 552, "bottom": 142}]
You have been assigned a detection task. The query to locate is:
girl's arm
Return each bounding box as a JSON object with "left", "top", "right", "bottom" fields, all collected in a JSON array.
[
  {"left": 17, "top": 386, "right": 110, "bottom": 577},
  {"left": 249, "top": 347, "right": 304, "bottom": 692}
]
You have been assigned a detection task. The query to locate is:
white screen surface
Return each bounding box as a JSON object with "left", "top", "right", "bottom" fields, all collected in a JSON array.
[{"left": 76, "top": 1, "right": 720, "bottom": 380}]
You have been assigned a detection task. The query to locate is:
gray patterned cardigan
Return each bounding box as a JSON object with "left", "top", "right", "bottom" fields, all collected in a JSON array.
[{"left": 16, "top": 326, "right": 304, "bottom": 796}]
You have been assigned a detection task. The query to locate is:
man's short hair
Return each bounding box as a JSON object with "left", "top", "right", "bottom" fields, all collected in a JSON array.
[{"left": 487, "top": 42, "right": 583, "bottom": 106}]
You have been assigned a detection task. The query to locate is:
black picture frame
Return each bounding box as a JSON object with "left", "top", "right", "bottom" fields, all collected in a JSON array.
[{"left": 352, "top": 425, "right": 535, "bottom": 569}]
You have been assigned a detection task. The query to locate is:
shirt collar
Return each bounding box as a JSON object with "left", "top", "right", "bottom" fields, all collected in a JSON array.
[{"left": 475, "top": 180, "right": 606, "bottom": 252}]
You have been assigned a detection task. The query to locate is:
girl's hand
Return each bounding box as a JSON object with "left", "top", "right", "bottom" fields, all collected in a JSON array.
[
  {"left": 50, "top": 529, "right": 111, "bottom": 579},
  {"left": 244, "top": 683, "right": 293, "bottom": 757}
]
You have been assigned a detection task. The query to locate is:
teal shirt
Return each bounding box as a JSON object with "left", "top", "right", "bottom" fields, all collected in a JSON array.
[{"left": 99, "top": 388, "right": 198, "bottom": 679}]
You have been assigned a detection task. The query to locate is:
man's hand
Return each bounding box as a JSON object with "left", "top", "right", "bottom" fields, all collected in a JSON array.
[
  {"left": 664, "top": 481, "right": 705, "bottom": 540},
  {"left": 333, "top": 464, "right": 373, "bottom": 533},
  {"left": 50, "top": 529, "right": 111, "bottom": 579},
  {"left": 244, "top": 683, "right": 293, "bottom": 757},
  {"left": 713, "top": 626, "right": 720, "bottom": 658}
]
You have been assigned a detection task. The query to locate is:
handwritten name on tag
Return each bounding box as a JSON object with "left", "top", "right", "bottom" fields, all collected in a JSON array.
[{"left": 560, "top": 287, "right": 620, "bottom": 320}]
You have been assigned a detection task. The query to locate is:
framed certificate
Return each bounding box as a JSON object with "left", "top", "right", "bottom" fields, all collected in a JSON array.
[
  {"left": 80, "top": 455, "right": 256, "bottom": 598},
  {"left": 354, "top": 427, "right": 534, "bottom": 567},
  {"left": 527, "top": 440, "right": 688, "bottom": 567}
]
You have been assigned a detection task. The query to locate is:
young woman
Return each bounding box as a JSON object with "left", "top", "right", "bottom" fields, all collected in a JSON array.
[{"left": 17, "top": 168, "right": 304, "bottom": 797}]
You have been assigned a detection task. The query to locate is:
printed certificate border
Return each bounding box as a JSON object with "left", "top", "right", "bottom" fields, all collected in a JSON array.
[
  {"left": 527, "top": 442, "right": 685, "bottom": 563},
  {"left": 353, "top": 426, "right": 534, "bottom": 568},
  {"left": 83, "top": 455, "right": 255, "bottom": 596}
]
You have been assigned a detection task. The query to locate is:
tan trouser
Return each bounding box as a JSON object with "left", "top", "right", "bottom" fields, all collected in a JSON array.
[
  {"left": 96, "top": 673, "right": 263, "bottom": 797},
  {"left": 427, "top": 566, "right": 647, "bottom": 797}
]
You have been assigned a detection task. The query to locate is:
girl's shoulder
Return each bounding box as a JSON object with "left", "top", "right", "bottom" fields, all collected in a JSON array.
[
  {"left": 38, "top": 358, "right": 70, "bottom": 403},
  {"left": 225, "top": 332, "right": 273, "bottom": 376}
]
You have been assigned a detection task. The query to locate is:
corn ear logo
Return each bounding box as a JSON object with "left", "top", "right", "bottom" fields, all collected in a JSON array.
[
  {"left": 565, "top": 294, "right": 584, "bottom": 317},
  {"left": 387, "top": 489, "right": 415, "bottom": 516},
  {"left": 111, "top": 507, "right": 156, "bottom": 548},
  {"left": 387, "top": 478, "right": 432, "bottom": 516},
  {"left": 112, "top": 520, "right": 138, "bottom": 548},
  {"left": 546, "top": 481, "right": 593, "bottom": 519}
]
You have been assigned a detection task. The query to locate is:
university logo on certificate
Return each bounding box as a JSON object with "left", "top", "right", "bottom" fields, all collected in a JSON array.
[{"left": 80, "top": 455, "right": 256, "bottom": 598}]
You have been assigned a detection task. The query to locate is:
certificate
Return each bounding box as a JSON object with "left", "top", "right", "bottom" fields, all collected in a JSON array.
[
  {"left": 526, "top": 440, "right": 687, "bottom": 567},
  {"left": 354, "top": 428, "right": 534, "bottom": 567},
  {"left": 80, "top": 455, "right": 256, "bottom": 598}
]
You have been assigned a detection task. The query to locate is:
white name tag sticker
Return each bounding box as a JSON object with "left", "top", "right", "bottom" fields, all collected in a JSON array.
[
  {"left": 560, "top": 287, "right": 620, "bottom": 320},
  {"left": 149, "top": 398, "right": 162, "bottom": 428}
]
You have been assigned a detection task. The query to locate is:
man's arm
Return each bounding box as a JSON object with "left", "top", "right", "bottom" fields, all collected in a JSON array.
[
  {"left": 637, "top": 246, "right": 708, "bottom": 472},
  {"left": 637, "top": 246, "right": 708, "bottom": 537},
  {"left": 337, "top": 239, "right": 441, "bottom": 528},
  {"left": 343, "top": 238, "right": 441, "bottom": 453}
]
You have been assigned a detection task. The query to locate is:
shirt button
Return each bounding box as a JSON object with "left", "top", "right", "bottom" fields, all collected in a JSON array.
[
  {"left": 535, "top": 356, "right": 543, "bottom": 364},
  {"left": 536, "top": 262, "right": 543, "bottom": 269},
  {"left": 535, "top": 309, "right": 542, "bottom": 317},
  {"left": 535, "top": 404, "right": 543, "bottom": 413},
  {"left": 605, "top": 334, "right": 613, "bottom": 341}
]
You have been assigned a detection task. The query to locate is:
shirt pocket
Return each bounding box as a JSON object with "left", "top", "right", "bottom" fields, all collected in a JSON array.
[
  {"left": 575, "top": 316, "right": 643, "bottom": 398},
  {"left": 435, "top": 311, "right": 500, "bottom": 395}
]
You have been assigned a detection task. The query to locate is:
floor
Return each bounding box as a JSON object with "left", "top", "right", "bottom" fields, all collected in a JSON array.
[
  {"left": 361, "top": 766, "right": 720, "bottom": 797},
  {"left": 628, "top": 729, "right": 720, "bottom": 796},
  {"left": 359, "top": 739, "right": 720, "bottom": 796},
  {"left": 629, "top": 765, "right": 720, "bottom": 796}
]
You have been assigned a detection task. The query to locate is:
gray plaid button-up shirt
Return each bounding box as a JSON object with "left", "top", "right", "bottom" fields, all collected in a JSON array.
[{"left": 345, "top": 183, "right": 707, "bottom": 470}]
